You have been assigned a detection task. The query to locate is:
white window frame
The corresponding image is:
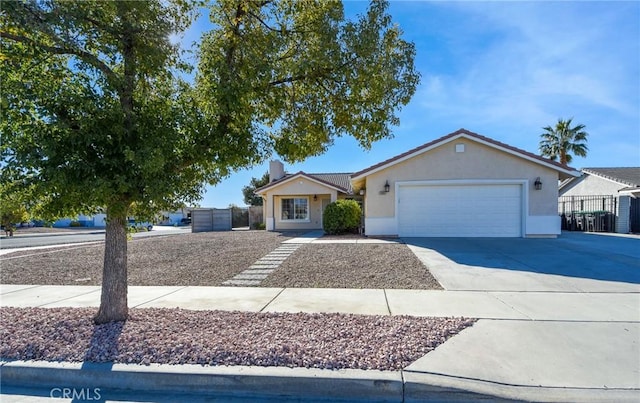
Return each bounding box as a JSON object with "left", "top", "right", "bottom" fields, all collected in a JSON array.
[{"left": 280, "top": 197, "right": 310, "bottom": 222}]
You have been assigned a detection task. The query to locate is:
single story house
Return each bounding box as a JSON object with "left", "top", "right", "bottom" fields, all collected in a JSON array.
[
  {"left": 52, "top": 210, "right": 191, "bottom": 228},
  {"left": 53, "top": 213, "right": 106, "bottom": 228},
  {"left": 256, "top": 129, "right": 580, "bottom": 237},
  {"left": 256, "top": 160, "right": 355, "bottom": 231},
  {"left": 559, "top": 167, "right": 640, "bottom": 233}
]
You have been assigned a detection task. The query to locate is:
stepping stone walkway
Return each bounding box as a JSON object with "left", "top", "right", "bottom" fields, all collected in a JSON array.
[{"left": 223, "top": 243, "right": 302, "bottom": 286}]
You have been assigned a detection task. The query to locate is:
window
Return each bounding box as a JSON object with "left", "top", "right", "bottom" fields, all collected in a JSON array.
[{"left": 281, "top": 198, "right": 309, "bottom": 221}]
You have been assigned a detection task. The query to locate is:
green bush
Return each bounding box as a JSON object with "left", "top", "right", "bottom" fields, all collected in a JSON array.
[
  {"left": 251, "top": 222, "right": 266, "bottom": 230},
  {"left": 323, "top": 199, "right": 361, "bottom": 235}
]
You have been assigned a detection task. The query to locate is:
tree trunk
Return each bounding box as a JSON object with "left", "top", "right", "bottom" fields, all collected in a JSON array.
[
  {"left": 560, "top": 150, "right": 567, "bottom": 165},
  {"left": 94, "top": 4, "right": 135, "bottom": 325},
  {"left": 94, "top": 206, "right": 129, "bottom": 324}
]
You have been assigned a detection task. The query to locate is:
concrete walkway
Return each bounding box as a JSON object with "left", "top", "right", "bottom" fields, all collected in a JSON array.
[
  {"left": 1, "top": 284, "right": 639, "bottom": 402},
  {"left": 222, "top": 243, "right": 303, "bottom": 286}
]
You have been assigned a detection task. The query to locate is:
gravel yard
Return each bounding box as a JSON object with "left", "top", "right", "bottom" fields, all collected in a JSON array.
[
  {"left": 262, "top": 243, "right": 443, "bottom": 290},
  {"left": 0, "top": 307, "right": 475, "bottom": 371},
  {"left": 1, "top": 231, "right": 442, "bottom": 289},
  {"left": 1, "top": 233, "right": 457, "bottom": 372},
  {"left": 0, "top": 231, "right": 294, "bottom": 286}
]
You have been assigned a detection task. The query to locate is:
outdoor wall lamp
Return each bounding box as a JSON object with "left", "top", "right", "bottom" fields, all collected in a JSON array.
[
  {"left": 359, "top": 189, "right": 365, "bottom": 196},
  {"left": 313, "top": 194, "right": 318, "bottom": 201},
  {"left": 534, "top": 177, "right": 542, "bottom": 190},
  {"left": 384, "top": 180, "right": 390, "bottom": 193}
]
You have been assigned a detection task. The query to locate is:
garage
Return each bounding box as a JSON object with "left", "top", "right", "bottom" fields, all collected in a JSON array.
[
  {"left": 351, "top": 129, "right": 581, "bottom": 237},
  {"left": 397, "top": 182, "right": 523, "bottom": 237}
]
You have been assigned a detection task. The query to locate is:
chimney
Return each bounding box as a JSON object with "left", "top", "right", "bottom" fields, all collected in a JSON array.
[{"left": 269, "top": 160, "right": 285, "bottom": 182}]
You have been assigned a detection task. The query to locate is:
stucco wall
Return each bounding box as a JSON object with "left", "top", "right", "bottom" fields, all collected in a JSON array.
[
  {"left": 269, "top": 195, "right": 327, "bottom": 230},
  {"left": 560, "top": 175, "right": 623, "bottom": 196},
  {"left": 363, "top": 139, "right": 559, "bottom": 219},
  {"left": 262, "top": 176, "right": 339, "bottom": 230}
]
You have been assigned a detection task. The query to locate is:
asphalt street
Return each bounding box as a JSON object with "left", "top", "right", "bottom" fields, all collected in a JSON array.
[{"left": 0, "top": 226, "right": 191, "bottom": 250}]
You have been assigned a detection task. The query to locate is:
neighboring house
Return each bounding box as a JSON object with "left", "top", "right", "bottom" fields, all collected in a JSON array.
[
  {"left": 257, "top": 129, "right": 580, "bottom": 237},
  {"left": 53, "top": 213, "right": 106, "bottom": 227},
  {"left": 53, "top": 210, "right": 191, "bottom": 228},
  {"left": 559, "top": 167, "right": 640, "bottom": 233},
  {"left": 158, "top": 209, "right": 191, "bottom": 226}
]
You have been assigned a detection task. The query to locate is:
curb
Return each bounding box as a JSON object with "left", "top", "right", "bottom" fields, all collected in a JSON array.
[
  {"left": 0, "top": 361, "right": 403, "bottom": 402},
  {"left": 403, "top": 371, "right": 640, "bottom": 403},
  {"left": 2, "top": 361, "right": 639, "bottom": 402}
]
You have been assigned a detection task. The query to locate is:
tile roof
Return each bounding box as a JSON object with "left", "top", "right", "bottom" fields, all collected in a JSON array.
[
  {"left": 255, "top": 172, "right": 353, "bottom": 194},
  {"left": 307, "top": 173, "right": 354, "bottom": 193},
  {"left": 352, "top": 128, "right": 578, "bottom": 179},
  {"left": 581, "top": 167, "right": 640, "bottom": 188}
]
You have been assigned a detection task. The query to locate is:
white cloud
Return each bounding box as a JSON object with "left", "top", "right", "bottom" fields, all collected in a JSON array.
[{"left": 403, "top": 1, "right": 638, "bottom": 164}]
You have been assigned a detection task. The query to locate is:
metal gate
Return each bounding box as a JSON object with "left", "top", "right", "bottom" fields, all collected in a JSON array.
[
  {"left": 191, "top": 208, "right": 232, "bottom": 232},
  {"left": 558, "top": 195, "right": 616, "bottom": 232},
  {"left": 631, "top": 198, "right": 640, "bottom": 233}
]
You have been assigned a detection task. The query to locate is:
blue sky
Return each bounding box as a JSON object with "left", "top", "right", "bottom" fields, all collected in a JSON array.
[{"left": 187, "top": 1, "right": 639, "bottom": 208}]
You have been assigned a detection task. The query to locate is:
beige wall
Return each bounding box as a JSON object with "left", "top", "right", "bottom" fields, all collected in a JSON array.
[
  {"left": 261, "top": 176, "right": 340, "bottom": 230},
  {"left": 363, "top": 139, "right": 560, "bottom": 219},
  {"left": 270, "top": 195, "right": 329, "bottom": 230}
]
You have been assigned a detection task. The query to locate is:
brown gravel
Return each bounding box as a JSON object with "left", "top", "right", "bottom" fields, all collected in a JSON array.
[
  {"left": 262, "top": 243, "right": 443, "bottom": 289},
  {"left": 1, "top": 232, "right": 442, "bottom": 290},
  {"left": 0, "top": 307, "right": 475, "bottom": 370},
  {"left": 0, "top": 231, "right": 294, "bottom": 286}
]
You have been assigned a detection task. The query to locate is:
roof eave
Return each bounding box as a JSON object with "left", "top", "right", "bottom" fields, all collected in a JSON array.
[
  {"left": 582, "top": 168, "right": 639, "bottom": 187},
  {"left": 352, "top": 130, "right": 580, "bottom": 180},
  {"left": 467, "top": 135, "right": 580, "bottom": 178},
  {"left": 255, "top": 172, "right": 350, "bottom": 195},
  {"left": 619, "top": 187, "right": 640, "bottom": 198}
]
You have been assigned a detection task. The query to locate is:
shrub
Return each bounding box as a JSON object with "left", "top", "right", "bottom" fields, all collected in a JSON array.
[
  {"left": 252, "top": 222, "right": 266, "bottom": 230},
  {"left": 323, "top": 199, "right": 361, "bottom": 235}
]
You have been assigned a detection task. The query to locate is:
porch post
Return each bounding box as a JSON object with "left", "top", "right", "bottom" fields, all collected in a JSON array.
[{"left": 267, "top": 194, "right": 276, "bottom": 231}]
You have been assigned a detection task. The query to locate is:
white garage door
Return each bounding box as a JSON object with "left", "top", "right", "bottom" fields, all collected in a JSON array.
[{"left": 398, "top": 183, "right": 523, "bottom": 237}]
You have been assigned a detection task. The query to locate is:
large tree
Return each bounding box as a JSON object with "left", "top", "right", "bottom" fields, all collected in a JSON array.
[
  {"left": 196, "top": 0, "right": 419, "bottom": 161},
  {"left": 1, "top": 0, "right": 206, "bottom": 323},
  {"left": 242, "top": 172, "right": 269, "bottom": 206},
  {"left": 1, "top": 0, "right": 419, "bottom": 323},
  {"left": 539, "top": 118, "right": 589, "bottom": 165}
]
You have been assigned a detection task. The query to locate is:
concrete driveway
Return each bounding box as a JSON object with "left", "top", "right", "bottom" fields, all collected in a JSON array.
[{"left": 404, "top": 232, "right": 640, "bottom": 292}]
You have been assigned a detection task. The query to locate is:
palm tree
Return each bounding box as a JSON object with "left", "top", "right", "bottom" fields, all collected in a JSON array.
[{"left": 539, "top": 118, "right": 589, "bottom": 165}]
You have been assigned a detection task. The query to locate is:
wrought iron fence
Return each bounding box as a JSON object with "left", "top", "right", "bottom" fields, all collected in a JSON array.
[{"left": 558, "top": 195, "right": 616, "bottom": 232}]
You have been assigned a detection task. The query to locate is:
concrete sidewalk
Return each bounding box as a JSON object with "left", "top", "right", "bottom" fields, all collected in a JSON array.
[
  {"left": 2, "top": 284, "right": 639, "bottom": 321},
  {"left": 1, "top": 284, "right": 639, "bottom": 402}
]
